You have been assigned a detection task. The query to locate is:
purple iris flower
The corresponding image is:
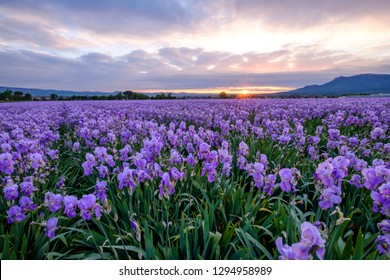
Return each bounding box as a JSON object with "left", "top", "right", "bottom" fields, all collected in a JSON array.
[
  {"left": 82, "top": 153, "right": 97, "bottom": 176},
  {"left": 221, "top": 141, "right": 229, "bottom": 150},
  {"left": 78, "top": 194, "right": 101, "bottom": 220},
  {"left": 7, "top": 206, "right": 26, "bottom": 224},
  {"left": 72, "top": 142, "right": 80, "bottom": 151},
  {"left": 0, "top": 152, "right": 15, "bottom": 174},
  {"left": 97, "top": 164, "right": 109, "bottom": 178},
  {"left": 238, "top": 141, "right": 249, "bottom": 157},
  {"left": 258, "top": 154, "right": 268, "bottom": 169},
  {"left": 362, "top": 168, "right": 384, "bottom": 190},
  {"left": 44, "top": 192, "right": 63, "bottom": 212},
  {"left": 319, "top": 187, "right": 342, "bottom": 210},
  {"left": 120, "top": 145, "right": 132, "bottom": 161},
  {"left": 237, "top": 155, "right": 247, "bottom": 170},
  {"left": 159, "top": 172, "right": 175, "bottom": 199},
  {"left": 19, "top": 196, "right": 36, "bottom": 211},
  {"left": 63, "top": 195, "right": 78, "bottom": 218},
  {"left": 201, "top": 150, "right": 219, "bottom": 182},
  {"left": 279, "top": 168, "right": 294, "bottom": 192},
  {"left": 201, "top": 162, "right": 218, "bottom": 182},
  {"left": 371, "top": 127, "right": 384, "bottom": 140},
  {"left": 378, "top": 220, "right": 390, "bottom": 234},
  {"left": 198, "top": 142, "right": 211, "bottom": 160},
  {"left": 218, "top": 148, "right": 232, "bottom": 165},
  {"left": 132, "top": 153, "right": 147, "bottom": 169},
  {"left": 105, "top": 154, "right": 116, "bottom": 167},
  {"left": 315, "top": 161, "right": 335, "bottom": 188},
  {"left": 332, "top": 156, "right": 350, "bottom": 179},
  {"left": 300, "top": 222, "right": 326, "bottom": 257},
  {"left": 328, "top": 129, "right": 340, "bottom": 140},
  {"left": 94, "top": 146, "right": 108, "bottom": 162},
  {"left": 169, "top": 167, "right": 185, "bottom": 181},
  {"left": 221, "top": 162, "right": 232, "bottom": 177},
  {"left": 55, "top": 177, "right": 66, "bottom": 188},
  {"left": 1, "top": 143, "right": 12, "bottom": 153},
  {"left": 3, "top": 184, "right": 18, "bottom": 200},
  {"left": 29, "top": 152, "right": 45, "bottom": 169},
  {"left": 354, "top": 159, "right": 367, "bottom": 171},
  {"left": 169, "top": 149, "right": 183, "bottom": 165},
  {"left": 264, "top": 174, "right": 277, "bottom": 195},
  {"left": 186, "top": 143, "right": 195, "bottom": 153},
  {"left": 371, "top": 183, "right": 390, "bottom": 215},
  {"left": 375, "top": 165, "right": 390, "bottom": 177},
  {"left": 276, "top": 222, "right": 326, "bottom": 260},
  {"left": 107, "top": 133, "right": 116, "bottom": 143},
  {"left": 250, "top": 162, "right": 265, "bottom": 189},
  {"left": 118, "top": 167, "right": 137, "bottom": 191},
  {"left": 130, "top": 220, "right": 141, "bottom": 242},
  {"left": 45, "top": 217, "right": 59, "bottom": 239},
  {"left": 94, "top": 181, "right": 108, "bottom": 203},
  {"left": 149, "top": 137, "right": 163, "bottom": 155},
  {"left": 185, "top": 153, "right": 196, "bottom": 166},
  {"left": 276, "top": 237, "right": 300, "bottom": 260},
  {"left": 349, "top": 174, "right": 363, "bottom": 188},
  {"left": 348, "top": 137, "right": 359, "bottom": 147},
  {"left": 376, "top": 234, "right": 390, "bottom": 255}
]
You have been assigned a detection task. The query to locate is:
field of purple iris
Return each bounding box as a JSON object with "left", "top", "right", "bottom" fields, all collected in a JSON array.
[{"left": 0, "top": 98, "right": 389, "bottom": 260}]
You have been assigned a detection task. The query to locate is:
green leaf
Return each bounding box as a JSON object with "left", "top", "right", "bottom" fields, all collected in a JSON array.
[
  {"left": 220, "top": 223, "right": 236, "bottom": 252},
  {"left": 244, "top": 233, "right": 273, "bottom": 260},
  {"left": 325, "top": 220, "right": 350, "bottom": 260},
  {"left": 1, "top": 235, "right": 10, "bottom": 259},
  {"left": 21, "top": 235, "right": 28, "bottom": 258},
  {"left": 340, "top": 235, "right": 353, "bottom": 260},
  {"left": 365, "top": 250, "right": 378, "bottom": 260},
  {"left": 352, "top": 227, "right": 364, "bottom": 260}
]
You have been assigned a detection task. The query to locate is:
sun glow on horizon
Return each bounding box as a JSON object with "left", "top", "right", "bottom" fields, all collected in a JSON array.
[{"left": 135, "top": 86, "right": 295, "bottom": 95}]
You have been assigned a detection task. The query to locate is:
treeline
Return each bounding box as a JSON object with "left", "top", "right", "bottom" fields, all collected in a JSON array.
[
  {"left": 1, "top": 89, "right": 178, "bottom": 102},
  {"left": 0, "top": 90, "right": 32, "bottom": 101},
  {"left": 54, "top": 91, "right": 177, "bottom": 100}
]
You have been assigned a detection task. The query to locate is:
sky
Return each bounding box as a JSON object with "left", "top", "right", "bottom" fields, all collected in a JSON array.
[{"left": 0, "top": 0, "right": 389, "bottom": 94}]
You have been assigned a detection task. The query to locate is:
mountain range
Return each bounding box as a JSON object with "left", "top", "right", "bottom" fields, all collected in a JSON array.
[
  {"left": 1, "top": 73, "right": 390, "bottom": 97},
  {"left": 0, "top": 86, "right": 116, "bottom": 97},
  {"left": 278, "top": 74, "right": 390, "bottom": 96},
  {"left": 0, "top": 86, "right": 209, "bottom": 98}
]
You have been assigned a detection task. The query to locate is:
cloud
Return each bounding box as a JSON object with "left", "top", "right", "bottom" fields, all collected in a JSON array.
[
  {"left": 2, "top": 0, "right": 389, "bottom": 55},
  {"left": 231, "top": 0, "right": 390, "bottom": 29},
  {"left": 1, "top": 45, "right": 389, "bottom": 91},
  {"left": 79, "top": 53, "right": 114, "bottom": 63},
  {"left": 0, "top": 0, "right": 206, "bottom": 44},
  {"left": 0, "top": 1, "right": 389, "bottom": 91}
]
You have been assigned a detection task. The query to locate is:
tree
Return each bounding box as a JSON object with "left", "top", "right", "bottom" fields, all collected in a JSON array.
[
  {"left": 13, "top": 91, "right": 24, "bottom": 100},
  {"left": 219, "top": 91, "right": 228, "bottom": 99},
  {"left": 167, "top": 93, "right": 176, "bottom": 99},
  {"left": 50, "top": 93, "right": 58, "bottom": 100},
  {"left": 117, "top": 92, "right": 124, "bottom": 100},
  {"left": 24, "top": 93, "right": 32, "bottom": 100},
  {"left": 1, "top": 89, "right": 14, "bottom": 100},
  {"left": 123, "top": 90, "right": 134, "bottom": 99}
]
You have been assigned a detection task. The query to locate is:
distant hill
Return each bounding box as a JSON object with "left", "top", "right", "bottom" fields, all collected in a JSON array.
[
  {"left": 0, "top": 86, "right": 116, "bottom": 97},
  {"left": 278, "top": 74, "right": 390, "bottom": 96},
  {"left": 0, "top": 86, "right": 213, "bottom": 98}
]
